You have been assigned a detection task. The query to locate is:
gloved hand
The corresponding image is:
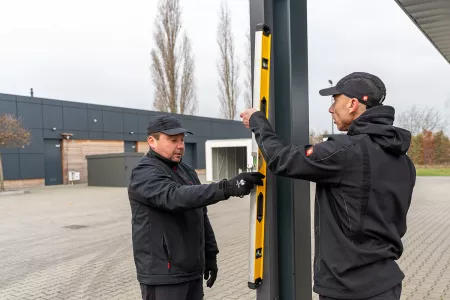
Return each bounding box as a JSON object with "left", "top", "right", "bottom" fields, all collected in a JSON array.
[
  {"left": 204, "top": 256, "right": 218, "bottom": 288},
  {"left": 220, "top": 172, "right": 265, "bottom": 198}
]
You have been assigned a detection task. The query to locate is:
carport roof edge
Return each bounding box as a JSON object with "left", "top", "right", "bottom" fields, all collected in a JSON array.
[{"left": 394, "top": 0, "right": 450, "bottom": 64}]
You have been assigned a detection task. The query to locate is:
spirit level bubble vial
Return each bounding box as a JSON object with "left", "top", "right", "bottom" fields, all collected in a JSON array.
[{"left": 248, "top": 23, "right": 271, "bottom": 290}]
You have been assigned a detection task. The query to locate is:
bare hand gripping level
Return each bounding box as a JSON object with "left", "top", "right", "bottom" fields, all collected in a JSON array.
[{"left": 248, "top": 23, "right": 271, "bottom": 290}]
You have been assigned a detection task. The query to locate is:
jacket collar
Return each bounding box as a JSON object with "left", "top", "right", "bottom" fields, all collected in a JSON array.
[{"left": 147, "top": 149, "right": 180, "bottom": 169}]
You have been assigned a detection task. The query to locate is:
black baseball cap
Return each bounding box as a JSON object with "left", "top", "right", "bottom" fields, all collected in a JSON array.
[
  {"left": 147, "top": 115, "right": 193, "bottom": 136},
  {"left": 319, "top": 72, "right": 386, "bottom": 108}
]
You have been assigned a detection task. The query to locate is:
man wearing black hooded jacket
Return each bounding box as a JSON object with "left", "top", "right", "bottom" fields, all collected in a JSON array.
[{"left": 240, "top": 72, "right": 416, "bottom": 300}]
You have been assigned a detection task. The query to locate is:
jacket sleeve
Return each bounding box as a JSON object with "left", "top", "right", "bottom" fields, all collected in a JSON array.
[
  {"left": 249, "top": 111, "right": 347, "bottom": 183},
  {"left": 204, "top": 207, "right": 219, "bottom": 258},
  {"left": 128, "top": 165, "right": 229, "bottom": 211}
]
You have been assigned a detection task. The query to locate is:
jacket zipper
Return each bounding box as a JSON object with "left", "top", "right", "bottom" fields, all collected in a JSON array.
[
  {"left": 315, "top": 194, "right": 321, "bottom": 273},
  {"left": 171, "top": 165, "right": 202, "bottom": 268},
  {"left": 177, "top": 168, "right": 203, "bottom": 265},
  {"left": 162, "top": 234, "right": 171, "bottom": 271}
]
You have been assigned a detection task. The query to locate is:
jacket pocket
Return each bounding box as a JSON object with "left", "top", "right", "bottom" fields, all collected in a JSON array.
[
  {"left": 160, "top": 213, "right": 204, "bottom": 275},
  {"left": 162, "top": 233, "right": 172, "bottom": 271}
]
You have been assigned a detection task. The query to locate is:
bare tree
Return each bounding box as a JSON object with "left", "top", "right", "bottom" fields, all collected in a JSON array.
[
  {"left": 0, "top": 114, "right": 31, "bottom": 192},
  {"left": 151, "top": 0, "right": 198, "bottom": 115},
  {"left": 243, "top": 28, "right": 252, "bottom": 108},
  {"left": 397, "top": 105, "right": 421, "bottom": 135},
  {"left": 397, "top": 105, "right": 448, "bottom": 136},
  {"left": 217, "top": 0, "right": 240, "bottom": 120}
]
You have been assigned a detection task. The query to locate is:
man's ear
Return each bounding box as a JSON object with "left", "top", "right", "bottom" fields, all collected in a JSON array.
[
  {"left": 147, "top": 136, "right": 156, "bottom": 150},
  {"left": 349, "top": 98, "right": 360, "bottom": 113}
]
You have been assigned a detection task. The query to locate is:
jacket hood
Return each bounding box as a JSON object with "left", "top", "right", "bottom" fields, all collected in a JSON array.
[{"left": 347, "top": 105, "right": 411, "bottom": 156}]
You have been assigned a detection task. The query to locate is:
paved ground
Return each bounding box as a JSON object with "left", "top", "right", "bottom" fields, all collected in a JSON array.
[{"left": 0, "top": 177, "right": 449, "bottom": 300}]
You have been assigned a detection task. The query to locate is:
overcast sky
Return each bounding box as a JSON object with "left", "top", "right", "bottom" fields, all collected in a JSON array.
[{"left": 1, "top": 0, "right": 449, "bottom": 134}]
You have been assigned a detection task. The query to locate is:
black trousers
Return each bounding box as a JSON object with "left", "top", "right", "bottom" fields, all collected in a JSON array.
[
  {"left": 140, "top": 278, "right": 203, "bottom": 300},
  {"left": 319, "top": 283, "right": 402, "bottom": 300}
]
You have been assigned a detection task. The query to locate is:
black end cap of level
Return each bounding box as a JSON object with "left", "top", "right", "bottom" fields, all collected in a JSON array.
[
  {"left": 256, "top": 23, "right": 271, "bottom": 36},
  {"left": 248, "top": 278, "right": 263, "bottom": 290}
]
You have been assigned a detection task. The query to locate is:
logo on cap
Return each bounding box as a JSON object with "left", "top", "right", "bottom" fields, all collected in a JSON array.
[{"left": 362, "top": 95, "right": 368, "bottom": 101}]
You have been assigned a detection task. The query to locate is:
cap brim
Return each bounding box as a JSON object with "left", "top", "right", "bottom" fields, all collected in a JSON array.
[
  {"left": 319, "top": 86, "right": 341, "bottom": 96},
  {"left": 161, "top": 128, "right": 193, "bottom": 135}
]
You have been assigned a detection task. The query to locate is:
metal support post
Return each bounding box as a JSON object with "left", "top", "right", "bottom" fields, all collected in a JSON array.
[{"left": 249, "top": 0, "right": 311, "bottom": 299}]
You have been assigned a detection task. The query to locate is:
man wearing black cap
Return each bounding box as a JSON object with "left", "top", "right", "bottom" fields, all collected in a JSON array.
[
  {"left": 240, "top": 72, "right": 416, "bottom": 300},
  {"left": 128, "top": 114, "right": 265, "bottom": 300}
]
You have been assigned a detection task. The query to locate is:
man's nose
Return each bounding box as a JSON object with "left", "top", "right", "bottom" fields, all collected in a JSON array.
[{"left": 328, "top": 104, "right": 334, "bottom": 114}]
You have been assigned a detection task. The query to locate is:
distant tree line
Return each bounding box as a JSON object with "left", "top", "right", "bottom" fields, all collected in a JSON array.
[
  {"left": 407, "top": 130, "right": 449, "bottom": 166},
  {"left": 397, "top": 105, "right": 449, "bottom": 166}
]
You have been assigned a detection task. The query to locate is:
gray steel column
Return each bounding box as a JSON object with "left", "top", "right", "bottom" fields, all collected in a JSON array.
[
  {"left": 249, "top": 0, "right": 311, "bottom": 299},
  {"left": 286, "top": 0, "right": 312, "bottom": 299}
]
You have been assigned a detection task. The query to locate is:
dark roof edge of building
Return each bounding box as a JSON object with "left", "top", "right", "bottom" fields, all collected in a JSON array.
[{"left": 0, "top": 92, "right": 246, "bottom": 125}]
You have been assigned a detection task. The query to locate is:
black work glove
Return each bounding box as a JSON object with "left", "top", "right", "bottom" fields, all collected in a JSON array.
[
  {"left": 204, "top": 256, "right": 218, "bottom": 288},
  {"left": 219, "top": 172, "right": 265, "bottom": 198}
]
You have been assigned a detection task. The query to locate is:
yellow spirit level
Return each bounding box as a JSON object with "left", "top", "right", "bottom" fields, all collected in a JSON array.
[{"left": 248, "top": 23, "right": 271, "bottom": 290}]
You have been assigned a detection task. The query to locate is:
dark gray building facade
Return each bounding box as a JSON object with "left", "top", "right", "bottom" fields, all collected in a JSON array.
[{"left": 0, "top": 92, "right": 250, "bottom": 186}]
